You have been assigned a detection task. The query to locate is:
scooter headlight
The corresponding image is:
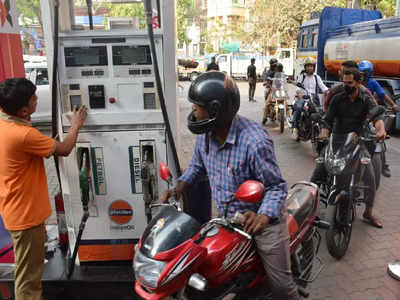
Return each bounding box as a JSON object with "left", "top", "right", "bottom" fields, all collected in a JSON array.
[{"left": 134, "top": 250, "right": 167, "bottom": 289}]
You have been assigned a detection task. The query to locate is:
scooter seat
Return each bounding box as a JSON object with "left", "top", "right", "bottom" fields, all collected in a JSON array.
[{"left": 286, "top": 183, "right": 318, "bottom": 233}]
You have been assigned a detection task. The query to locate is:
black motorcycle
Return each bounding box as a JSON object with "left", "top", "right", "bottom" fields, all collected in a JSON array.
[
  {"left": 290, "top": 83, "right": 324, "bottom": 156},
  {"left": 318, "top": 106, "right": 385, "bottom": 259}
]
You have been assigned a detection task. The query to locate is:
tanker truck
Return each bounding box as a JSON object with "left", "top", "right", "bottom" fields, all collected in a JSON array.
[{"left": 297, "top": 7, "right": 400, "bottom": 129}]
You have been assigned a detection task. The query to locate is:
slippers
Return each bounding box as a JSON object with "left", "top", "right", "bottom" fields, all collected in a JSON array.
[{"left": 362, "top": 213, "right": 383, "bottom": 229}]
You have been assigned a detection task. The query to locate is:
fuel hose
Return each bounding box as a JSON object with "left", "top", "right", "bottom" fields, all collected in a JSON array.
[{"left": 144, "top": 0, "right": 182, "bottom": 178}]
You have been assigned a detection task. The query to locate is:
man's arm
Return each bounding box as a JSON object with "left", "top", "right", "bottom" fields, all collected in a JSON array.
[
  {"left": 365, "top": 93, "right": 386, "bottom": 140},
  {"left": 250, "top": 140, "right": 287, "bottom": 219},
  {"left": 243, "top": 139, "right": 287, "bottom": 234},
  {"left": 320, "top": 94, "right": 337, "bottom": 137},
  {"left": 161, "top": 137, "right": 206, "bottom": 202},
  {"left": 54, "top": 106, "right": 87, "bottom": 156}
]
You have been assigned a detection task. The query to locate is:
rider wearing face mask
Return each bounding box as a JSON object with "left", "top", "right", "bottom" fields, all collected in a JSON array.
[
  {"left": 313, "top": 68, "right": 386, "bottom": 228},
  {"left": 323, "top": 61, "right": 378, "bottom": 112}
]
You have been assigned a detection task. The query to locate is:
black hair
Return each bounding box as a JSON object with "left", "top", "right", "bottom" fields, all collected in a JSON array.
[
  {"left": 251, "top": 58, "right": 255, "bottom": 63},
  {"left": 342, "top": 60, "right": 358, "bottom": 69},
  {"left": 0, "top": 78, "right": 36, "bottom": 116},
  {"left": 343, "top": 69, "right": 361, "bottom": 81}
]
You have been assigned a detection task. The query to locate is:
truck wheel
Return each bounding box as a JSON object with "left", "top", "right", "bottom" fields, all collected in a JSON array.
[{"left": 190, "top": 72, "right": 199, "bottom": 82}]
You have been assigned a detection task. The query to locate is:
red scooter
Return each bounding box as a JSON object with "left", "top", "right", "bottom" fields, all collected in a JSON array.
[{"left": 134, "top": 163, "right": 329, "bottom": 299}]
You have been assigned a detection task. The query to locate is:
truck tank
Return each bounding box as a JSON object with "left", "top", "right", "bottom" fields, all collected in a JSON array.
[{"left": 324, "top": 17, "right": 400, "bottom": 78}]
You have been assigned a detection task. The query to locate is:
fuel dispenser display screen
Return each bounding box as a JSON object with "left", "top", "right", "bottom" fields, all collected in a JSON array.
[
  {"left": 65, "top": 46, "right": 108, "bottom": 67},
  {"left": 112, "top": 46, "right": 152, "bottom": 65}
]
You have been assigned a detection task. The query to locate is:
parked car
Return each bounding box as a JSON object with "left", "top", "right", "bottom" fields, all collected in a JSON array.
[{"left": 25, "top": 62, "right": 51, "bottom": 124}]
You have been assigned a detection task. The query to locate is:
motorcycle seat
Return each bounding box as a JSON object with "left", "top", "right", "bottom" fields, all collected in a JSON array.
[{"left": 286, "top": 183, "right": 318, "bottom": 233}]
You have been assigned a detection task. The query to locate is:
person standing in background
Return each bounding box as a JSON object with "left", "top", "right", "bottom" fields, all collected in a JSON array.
[
  {"left": 206, "top": 56, "right": 220, "bottom": 72},
  {"left": 248, "top": 58, "right": 257, "bottom": 102}
]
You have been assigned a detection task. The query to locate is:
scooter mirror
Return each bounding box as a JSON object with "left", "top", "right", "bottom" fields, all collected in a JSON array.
[
  {"left": 235, "top": 180, "right": 265, "bottom": 203},
  {"left": 296, "top": 82, "right": 305, "bottom": 89},
  {"left": 159, "top": 162, "right": 172, "bottom": 182}
]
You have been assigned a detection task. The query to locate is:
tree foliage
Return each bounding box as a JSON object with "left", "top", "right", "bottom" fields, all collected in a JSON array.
[
  {"left": 177, "top": 0, "right": 195, "bottom": 48},
  {"left": 17, "top": 0, "right": 42, "bottom": 27},
  {"left": 247, "top": 0, "right": 347, "bottom": 52}
]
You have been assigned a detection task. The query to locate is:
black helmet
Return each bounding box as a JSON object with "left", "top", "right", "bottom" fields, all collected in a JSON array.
[
  {"left": 269, "top": 58, "right": 278, "bottom": 67},
  {"left": 187, "top": 71, "right": 240, "bottom": 135}
]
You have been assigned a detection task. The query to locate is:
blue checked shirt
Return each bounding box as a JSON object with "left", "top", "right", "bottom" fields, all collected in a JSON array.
[{"left": 179, "top": 115, "right": 287, "bottom": 218}]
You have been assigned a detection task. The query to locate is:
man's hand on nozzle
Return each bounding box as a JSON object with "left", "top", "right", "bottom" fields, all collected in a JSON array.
[
  {"left": 160, "top": 181, "right": 187, "bottom": 203},
  {"left": 66, "top": 105, "right": 88, "bottom": 129},
  {"left": 161, "top": 188, "right": 176, "bottom": 203},
  {"left": 392, "top": 104, "right": 399, "bottom": 113}
]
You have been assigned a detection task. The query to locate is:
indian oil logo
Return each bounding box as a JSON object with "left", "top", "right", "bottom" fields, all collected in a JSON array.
[{"left": 108, "top": 200, "right": 133, "bottom": 225}]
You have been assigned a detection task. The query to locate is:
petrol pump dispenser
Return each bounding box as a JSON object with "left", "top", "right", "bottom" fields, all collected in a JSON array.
[{"left": 41, "top": 0, "right": 179, "bottom": 263}]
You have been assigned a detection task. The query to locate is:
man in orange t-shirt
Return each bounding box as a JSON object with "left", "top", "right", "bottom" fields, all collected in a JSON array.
[{"left": 0, "top": 78, "right": 87, "bottom": 300}]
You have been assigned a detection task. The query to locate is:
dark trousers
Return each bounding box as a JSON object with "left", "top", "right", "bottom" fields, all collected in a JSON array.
[
  {"left": 249, "top": 78, "right": 256, "bottom": 100},
  {"left": 293, "top": 99, "right": 304, "bottom": 128},
  {"left": 310, "top": 155, "right": 376, "bottom": 206}
]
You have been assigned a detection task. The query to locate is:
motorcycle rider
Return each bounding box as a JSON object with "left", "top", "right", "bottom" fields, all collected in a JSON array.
[
  {"left": 312, "top": 68, "right": 386, "bottom": 228},
  {"left": 358, "top": 60, "right": 399, "bottom": 178},
  {"left": 324, "top": 60, "right": 378, "bottom": 111},
  {"left": 292, "top": 57, "right": 328, "bottom": 140},
  {"left": 162, "top": 71, "right": 300, "bottom": 300},
  {"left": 262, "top": 58, "right": 279, "bottom": 125}
]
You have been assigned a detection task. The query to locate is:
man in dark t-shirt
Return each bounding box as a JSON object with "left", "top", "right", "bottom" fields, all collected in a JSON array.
[
  {"left": 247, "top": 58, "right": 257, "bottom": 102},
  {"left": 206, "top": 57, "right": 219, "bottom": 72}
]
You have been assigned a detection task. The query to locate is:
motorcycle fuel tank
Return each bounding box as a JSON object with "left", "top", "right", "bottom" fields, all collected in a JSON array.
[{"left": 197, "top": 225, "right": 262, "bottom": 287}]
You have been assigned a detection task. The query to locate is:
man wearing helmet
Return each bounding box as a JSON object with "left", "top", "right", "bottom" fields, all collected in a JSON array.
[
  {"left": 262, "top": 58, "right": 279, "bottom": 125},
  {"left": 358, "top": 60, "right": 398, "bottom": 177},
  {"left": 292, "top": 57, "right": 328, "bottom": 140},
  {"left": 162, "top": 72, "right": 300, "bottom": 299}
]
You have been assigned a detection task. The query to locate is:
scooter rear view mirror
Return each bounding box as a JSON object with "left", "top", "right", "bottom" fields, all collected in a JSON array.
[
  {"left": 235, "top": 180, "right": 265, "bottom": 204},
  {"left": 159, "top": 162, "right": 172, "bottom": 182}
]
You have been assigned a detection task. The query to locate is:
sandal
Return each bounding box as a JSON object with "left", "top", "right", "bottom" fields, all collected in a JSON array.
[{"left": 362, "top": 212, "right": 383, "bottom": 229}]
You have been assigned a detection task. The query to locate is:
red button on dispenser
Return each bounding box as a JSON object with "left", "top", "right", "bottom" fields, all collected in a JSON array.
[{"left": 109, "top": 97, "right": 116, "bottom": 104}]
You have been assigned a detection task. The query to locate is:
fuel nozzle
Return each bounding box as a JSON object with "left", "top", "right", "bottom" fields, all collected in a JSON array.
[{"left": 79, "top": 151, "right": 90, "bottom": 211}]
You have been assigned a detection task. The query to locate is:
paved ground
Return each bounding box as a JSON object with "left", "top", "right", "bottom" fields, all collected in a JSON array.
[{"left": 43, "top": 80, "right": 400, "bottom": 299}]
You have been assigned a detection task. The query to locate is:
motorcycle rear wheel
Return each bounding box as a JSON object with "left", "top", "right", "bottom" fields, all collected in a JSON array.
[{"left": 325, "top": 199, "right": 353, "bottom": 259}]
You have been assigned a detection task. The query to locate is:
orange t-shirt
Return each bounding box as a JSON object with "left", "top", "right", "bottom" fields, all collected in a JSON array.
[{"left": 0, "top": 117, "right": 55, "bottom": 230}]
